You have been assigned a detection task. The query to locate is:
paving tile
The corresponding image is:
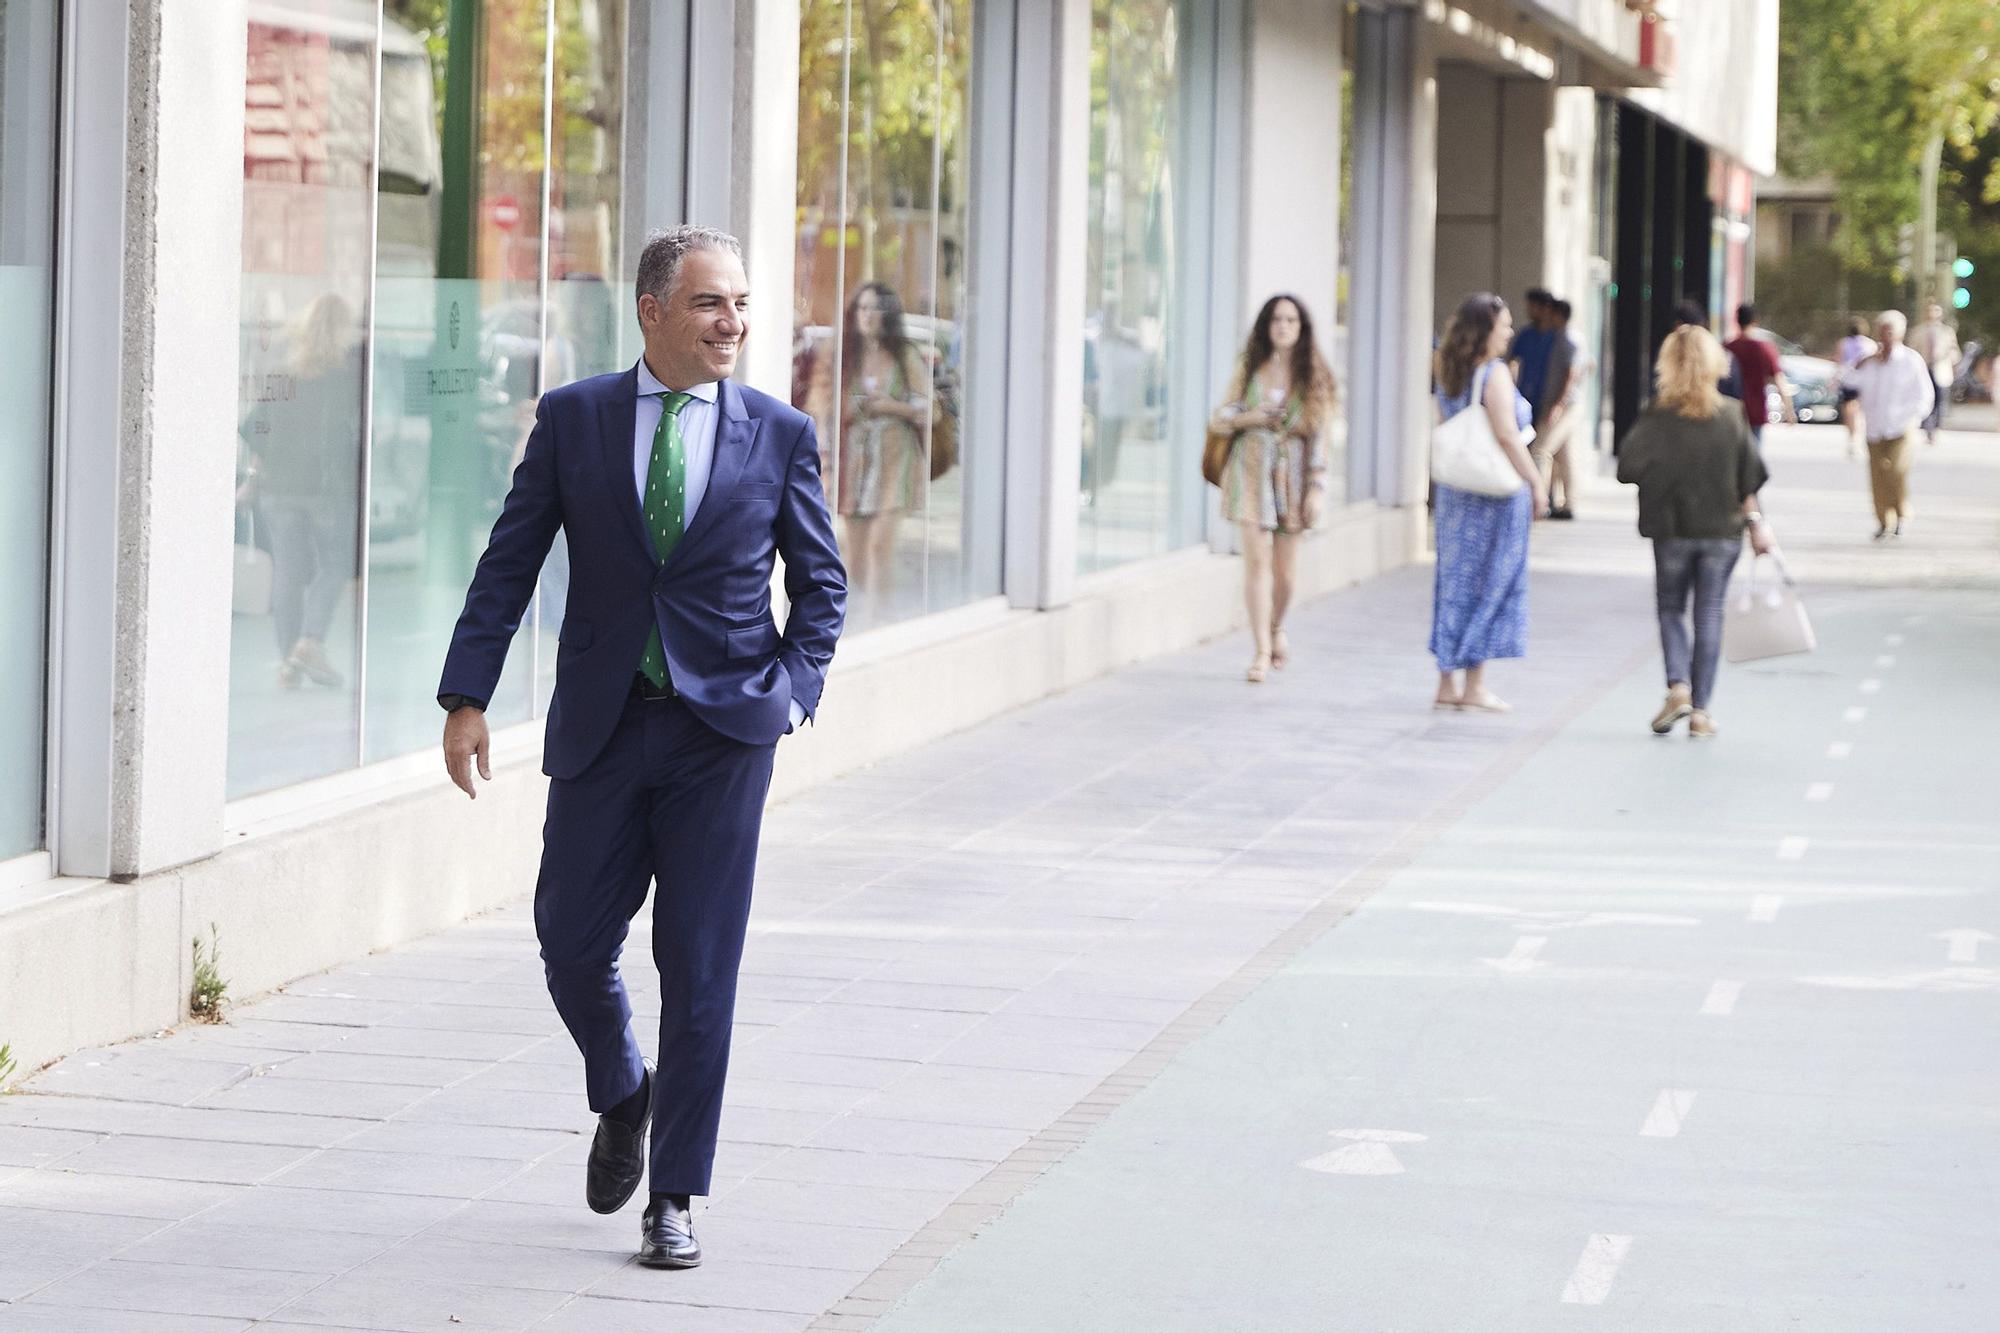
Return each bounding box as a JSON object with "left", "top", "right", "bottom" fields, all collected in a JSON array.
[
  {"left": 331, "top": 1120, "right": 579, "bottom": 1162},
  {"left": 118, "top": 1219, "right": 394, "bottom": 1274},
  {"left": 143, "top": 1105, "right": 378, "bottom": 1148},
  {"left": 267, "top": 1148, "right": 528, "bottom": 1199},
  {"left": 197, "top": 1185, "right": 463, "bottom": 1238},
  {"left": 391, "top": 1086, "right": 588, "bottom": 1133},
  {"left": 0, "top": 1309, "right": 255, "bottom": 1331},
  {"left": 24, "top": 1258, "right": 326, "bottom": 1320},
  {"left": 744, "top": 1147, "right": 994, "bottom": 1194},
  {"left": 425, "top": 1199, "right": 639, "bottom": 1253},
  {"left": 0, "top": 1124, "right": 103, "bottom": 1167},
  {"left": 717, "top": 1178, "right": 957, "bottom": 1233},
  {"left": 263, "top": 1273, "right": 571, "bottom": 1331},
  {"left": 57, "top": 1135, "right": 316, "bottom": 1185},
  {"left": 263, "top": 1051, "right": 493, "bottom": 1088},
  {"left": 195, "top": 1076, "right": 433, "bottom": 1121},
  {"left": 0, "top": 1170, "right": 245, "bottom": 1221},
  {"left": 528, "top": 1295, "right": 810, "bottom": 1332},
  {"left": 803, "top": 1115, "right": 1030, "bottom": 1162},
  {"left": 585, "top": 1257, "right": 867, "bottom": 1315},
  {"left": 344, "top": 1235, "right": 630, "bottom": 1292}
]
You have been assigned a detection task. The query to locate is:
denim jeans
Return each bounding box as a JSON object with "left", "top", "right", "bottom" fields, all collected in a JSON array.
[{"left": 1653, "top": 537, "right": 1742, "bottom": 709}]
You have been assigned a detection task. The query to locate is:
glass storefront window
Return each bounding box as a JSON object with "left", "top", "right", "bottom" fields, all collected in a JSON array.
[
  {"left": 230, "top": 1, "right": 376, "bottom": 799},
  {"left": 0, "top": 0, "right": 58, "bottom": 853},
  {"left": 1079, "top": 0, "right": 1199, "bottom": 572},
  {"left": 228, "top": 0, "right": 639, "bottom": 795},
  {"left": 794, "top": 0, "right": 996, "bottom": 633}
]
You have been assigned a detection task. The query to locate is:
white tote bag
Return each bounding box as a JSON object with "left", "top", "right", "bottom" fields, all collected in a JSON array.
[
  {"left": 1431, "top": 365, "right": 1527, "bottom": 498},
  {"left": 1724, "top": 551, "right": 1816, "bottom": 663}
]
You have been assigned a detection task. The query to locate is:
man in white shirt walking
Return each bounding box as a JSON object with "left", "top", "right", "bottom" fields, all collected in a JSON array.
[{"left": 1840, "top": 309, "right": 1936, "bottom": 540}]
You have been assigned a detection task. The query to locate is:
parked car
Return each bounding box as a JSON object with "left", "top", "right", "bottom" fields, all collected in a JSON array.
[{"left": 1767, "top": 332, "right": 1841, "bottom": 425}]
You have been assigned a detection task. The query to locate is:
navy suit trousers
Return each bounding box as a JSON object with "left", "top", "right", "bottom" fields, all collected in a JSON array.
[{"left": 533, "top": 686, "right": 776, "bottom": 1197}]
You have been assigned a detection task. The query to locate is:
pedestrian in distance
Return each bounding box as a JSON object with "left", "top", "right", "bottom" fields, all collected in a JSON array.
[
  {"left": 1674, "top": 299, "right": 1743, "bottom": 402},
  {"left": 1429, "top": 293, "right": 1546, "bottom": 713},
  {"left": 1532, "top": 297, "right": 1588, "bottom": 519},
  {"left": 1834, "top": 316, "right": 1878, "bottom": 459},
  {"left": 1840, "top": 309, "right": 1935, "bottom": 540},
  {"left": 1506, "top": 286, "right": 1557, "bottom": 419},
  {"left": 1905, "top": 301, "right": 1961, "bottom": 444},
  {"left": 437, "top": 225, "right": 847, "bottom": 1270},
  {"left": 1724, "top": 303, "right": 1793, "bottom": 444},
  {"left": 1207, "top": 294, "right": 1337, "bottom": 682},
  {"left": 1615, "top": 326, "right": 1774, "bottom": 740}
]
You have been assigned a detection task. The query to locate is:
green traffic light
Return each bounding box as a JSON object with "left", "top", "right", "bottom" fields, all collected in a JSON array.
[
  {"left": 1953, "top": 288, "right": 1971, "bottom": 309},
  {"left": 1952, "top": 257, "right": 1975, "bottom": 278}
]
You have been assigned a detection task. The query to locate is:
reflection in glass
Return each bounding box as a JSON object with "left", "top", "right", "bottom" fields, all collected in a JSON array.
[
  {"left": 0, "top": 0, "right": 57, "bottom": 853},
  {"left": 794, "top": 0, "right": 991, "bottom": 632},
  {"left": 364, "top": 0, "right": 549, "bottom": 763},
  {"left": 537, "top": 0, "right": 632, "bottom": 710},
  {"left": 229, "top": 2, "right": 375, "bottom": 798},
  {"left": 1080, "top": 0, "right": 1189, "bottom": 571}
]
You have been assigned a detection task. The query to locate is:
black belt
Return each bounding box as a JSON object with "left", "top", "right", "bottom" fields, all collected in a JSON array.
[{"left": 631, "top": 672, "right": 677, "bottom": 701}]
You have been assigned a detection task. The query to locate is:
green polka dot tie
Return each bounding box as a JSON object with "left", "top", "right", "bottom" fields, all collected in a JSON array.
[{"left": 638, "top": 390, "right": 694, "bottom": 688}]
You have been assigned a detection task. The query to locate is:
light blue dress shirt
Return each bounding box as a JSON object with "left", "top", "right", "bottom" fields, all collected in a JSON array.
[{"left": 631, "top": 359, "right": 806, "bottom": 732}]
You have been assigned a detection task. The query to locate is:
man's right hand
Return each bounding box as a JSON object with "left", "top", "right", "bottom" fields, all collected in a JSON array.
[{"left": 443, "top": 707, "right": 492, "bottom": 799}]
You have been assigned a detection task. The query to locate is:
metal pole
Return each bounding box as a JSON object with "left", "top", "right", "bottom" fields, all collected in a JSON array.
[{"left": 1917, "top": 127, "right": 1942, "bottom": 310}]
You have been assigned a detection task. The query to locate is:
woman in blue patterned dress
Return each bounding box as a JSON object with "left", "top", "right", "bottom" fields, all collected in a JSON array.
[
  {"left": 1430, "top": 293, "right": 1546, "bottom": 711},
  {"left": 1209, "top": 295, "right": 1336, "bottom": 682}
]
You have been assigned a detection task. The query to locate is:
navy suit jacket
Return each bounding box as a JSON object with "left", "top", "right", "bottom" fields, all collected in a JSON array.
[{"left": 439, "top": 369, "right": 846, "bottom": 779}]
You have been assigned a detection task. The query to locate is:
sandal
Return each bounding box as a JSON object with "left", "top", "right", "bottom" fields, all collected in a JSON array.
[
  {"left": 1246, "top": 654, "right": 1271, "bottom": 684},
  {"left": 1271, "top": 629, "right": 1290, "bottom": 670},
  {"left": 1457, "top": 690, "right": 1512, "bottom": 714}
]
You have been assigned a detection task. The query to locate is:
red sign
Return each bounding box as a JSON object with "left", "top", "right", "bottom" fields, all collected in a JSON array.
[
  {"left": 1639, "top": 15, "right": 1677, "bottom": 77},
  {"left": 487, "top": 195, "right": 522, "bottom": 231}
]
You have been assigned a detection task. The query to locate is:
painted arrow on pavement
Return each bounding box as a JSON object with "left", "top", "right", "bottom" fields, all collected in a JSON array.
[
  {"left": 1300, "top": 1129, "right": 1428, "bottom": 1176},
  {"left": 1934, "top": 929, "right": 1995, "bottom": 964},
  {"left": 1481, "top": 935, "right": 1548, "bottom": 974}
]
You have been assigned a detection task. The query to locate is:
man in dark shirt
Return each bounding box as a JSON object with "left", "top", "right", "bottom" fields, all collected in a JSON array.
[
  {"left": 1508, "top": 288, "right": 1556, "bottom": 414},
  {"left": 1724, "top": 303, "right": 1792, "bottom": 441}
]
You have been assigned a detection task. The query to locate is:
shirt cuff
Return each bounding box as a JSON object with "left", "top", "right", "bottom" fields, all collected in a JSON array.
[
  {"left": 787, "top": 699, "right": 809, "bottom": 734},
  {"left": 438, "top": 693, "right": 487, "bottom": 713}
]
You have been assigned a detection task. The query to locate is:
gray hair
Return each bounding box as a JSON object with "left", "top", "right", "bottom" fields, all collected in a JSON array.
[
  {"left": 635, "top": 225, "right": 743, "bottom": 307},
  {"left": 1876, "top": 309, "right": 1908, "bottom": 338}
]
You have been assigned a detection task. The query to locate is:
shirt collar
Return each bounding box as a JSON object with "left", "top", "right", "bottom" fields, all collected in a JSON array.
[{"left": 635, "top": 358, "right": 719, "bottom": 404}]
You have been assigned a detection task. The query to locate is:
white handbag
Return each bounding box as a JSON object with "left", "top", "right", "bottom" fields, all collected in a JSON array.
[
  {"left": 1431, "top": 364, "right": 1527, "bottom": 497},
  {"left": 1724, "top": 551, "right": 1816, "bottom": 663}
]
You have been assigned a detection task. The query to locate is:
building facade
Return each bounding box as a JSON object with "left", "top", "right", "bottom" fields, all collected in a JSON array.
[{"left": 0, "top": 0, "right": 1775, "bottom": 1076}]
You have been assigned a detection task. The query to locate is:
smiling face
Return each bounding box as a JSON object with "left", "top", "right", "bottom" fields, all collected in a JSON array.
[{"left": 639, "top": 246, "right": 749, "bottom": 386}]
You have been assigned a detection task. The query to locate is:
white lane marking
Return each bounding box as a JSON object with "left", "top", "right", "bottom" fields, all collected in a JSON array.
[
  {"left": 1826, "top": 742, "right": 1854, "bottom": 760},
  {"left": 1859, "top": 678, "right": 1883, "bottom": 694},
  {"left": 1777, "top": 837, "right": 1809, "bottom": 861},
  {"left": 1299, "top": 1128, "right": 1427, "bottom": 1176},
  {"left": 1701, "top": 980, "right": 1742, "bottom": 1016},
  {"left": 1876, "top": 655, "right": 1897, "bottom": 668},
  {"left": 1409, "top": 903, "right": 1699, "bottom": 931},
  {"left": 1844, "top": 706, "right": 1868, "bottom": 723},
  {"left": 1639, "top": 1089, "right": 1698, "bottom": 1137},
  {"left": 1935, "top": 929, "right": 1996, "bottom": 964},
  {"left": 1560, "top": 1234, "right": 1634, "bottom": 1305},
  {"left": 1886, "top": 633, "right": 1905, "bottom": 646},
  {"left": 1481, "top": 935, "right": 1549, "bottom": 973},
  {"left": 1750, "top": 894, "right": 1784, "bottom": 923},
  {"left": 1806, "top": 783, "right": 1834, "bottom": 802}
]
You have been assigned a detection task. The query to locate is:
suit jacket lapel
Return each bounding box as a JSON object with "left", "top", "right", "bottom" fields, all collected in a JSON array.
[
  {"left": 669, "top": 378, "right": 754, "bottom": 566},
  {"left": 596, "top": 366, "right": 655, "bottom": 562}
]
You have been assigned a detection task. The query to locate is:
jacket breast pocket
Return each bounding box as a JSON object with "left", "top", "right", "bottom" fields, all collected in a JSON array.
[
  {"left": 724, "top": 622, "right": 779, "bottom": 659},
  {"left": 730, "top": 481, "right": 780, "bottom": 503}
]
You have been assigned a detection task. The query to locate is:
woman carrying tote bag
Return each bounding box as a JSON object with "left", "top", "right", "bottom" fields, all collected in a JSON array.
[
  {"left": 1428, "top": 293, "right": 1546, "bottom": 712},
  {"left": 1616, "top": 325, "right": 1774, "bottom": 739}
]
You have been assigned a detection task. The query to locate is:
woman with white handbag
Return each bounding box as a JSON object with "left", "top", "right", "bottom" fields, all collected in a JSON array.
[
  {"left": 1615, "top": 325, "right": 1774, "bottom": 739},
  {"left": 1429, "top": 294, "right": 1546, "bottom": 712}
]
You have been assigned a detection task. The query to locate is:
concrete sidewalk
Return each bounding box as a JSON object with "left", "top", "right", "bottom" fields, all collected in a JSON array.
[{"left": 1, "top": 418, "right": 1991, "bottom": 1330}]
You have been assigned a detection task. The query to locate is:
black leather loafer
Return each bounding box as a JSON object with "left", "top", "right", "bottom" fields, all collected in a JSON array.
[
  {"left": 585, "top": 1061, "right": 652, "bottom": 1215},
  {"left": 639, "top": 1194, "right": 702, "bottom": 1268}
]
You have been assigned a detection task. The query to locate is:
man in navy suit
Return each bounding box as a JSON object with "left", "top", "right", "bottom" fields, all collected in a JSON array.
[{"left": 437, "top": 225, "right": 845, "bottom": 1268}]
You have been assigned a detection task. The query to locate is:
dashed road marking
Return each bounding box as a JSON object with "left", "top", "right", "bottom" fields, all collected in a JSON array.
[
  {"left": 1639, "top": 1089, "right": 1698, "bottom": 1137},
  {"left": 1806, "top": 783, "right": 1834, "bottom": 802},
  {"left": 1701, "top": 980, "right": 1742, "bottom": 1016},
  {"left": 1826, "top": 742, "right": 1853, "bottom": 760},
  {"left": 1843, "top": 706, "right": 1868, "bottom": 723},
  {"left": 1886, "top": 633, "right": 1905, "bottom": 646},
  {"left": 1859, "top": 678, "right": 1883, "bottom": 694},
  {"left": 1750, "top": 894, "right": 1784, "bottom": 922},
  {"left": 1935, "top": 929, "right": 1995, "bottom": 965},
  {"left": 1481, "top": 936, "right": 1548, "bottom": 974},
  {"left": 1776, "top": 837, "right": 1809, "bottom": 862},
  {"left": 1875, "top": 655, "right": 1897, "bottom": 668},
  {"left": 1560, "top": 1234, "right": 1634, "bottom": 1305}
]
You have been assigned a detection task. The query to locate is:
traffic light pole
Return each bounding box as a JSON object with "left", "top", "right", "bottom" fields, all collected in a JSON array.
[{"left": 1917, "top": 127, "right": 1942, "bottom": 310}]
